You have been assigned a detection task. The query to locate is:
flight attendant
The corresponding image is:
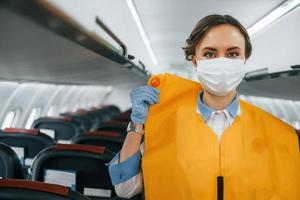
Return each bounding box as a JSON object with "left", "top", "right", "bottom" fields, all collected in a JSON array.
[{"left": 108, "top": 14, "right": 300, "bottom": 200}]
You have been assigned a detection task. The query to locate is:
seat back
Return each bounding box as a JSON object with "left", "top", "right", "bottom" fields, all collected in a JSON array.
[
  {"left": 0, "top": 142, "right": 23, "bottom": 179},
  {"left": 121, "top": 108, "right": 131, "bottom": 117},
  {"left": 114, "top": 115, "right": 130, "bottom": 122},
  {"left": 0, "top": 179, "right": 90, "bottom": 200},
  {"left": 72, "top": 131, "right": 124, "bottom": 153},
  {"left": 97, "top": 120, "right": 127, "bottom": 136},
  {"left": 87, "top": 110, "right": 110, "bottom": 129},
  {"left": 73, "top": 109, "right": 100, "bottom": 131},
  {"left": 115, "top": 108, "right": 131, "bottom": 122},
  {"left": 32, "top": 117, "right": 83, "bottom": 142},
  {"left": 61, "top": 113, "right": 93, "bottom": 131},
  {"left": 80, "top": 105, "right": 122, "bottom": 131},
  {"left": 31, "top": 144, "right": 116, "bottom": 199},
  {"left": 88, "top": 105, "right": 121, "bottom": 129},
  {"left": 101, "top": 105, "right": 121, "bottom": 119},
  {"left": 0, "top": 128, "right": 55, "bottom": 166}
]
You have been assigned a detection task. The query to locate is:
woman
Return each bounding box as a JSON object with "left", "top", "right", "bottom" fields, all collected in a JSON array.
[{"left": 108, "top": 14, "right": 299, "bottom": 200}]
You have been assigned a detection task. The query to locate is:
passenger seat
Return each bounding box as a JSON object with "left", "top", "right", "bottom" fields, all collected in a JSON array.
[
  {"left": 32, "top": 117, "right": 83, "bottom": 143},
  {"left": 0, "top": 142, "right": 23, "bottom": 179},
  {"left": 31, "top": 144, "right": 116, "bottom": 199},
  {"left": 72, "top": 131, "right": 124, "bottom": 153},
  {"left": 61, "top": 112, "right": 94, "bottom": 131},
  {"left": 0, "top": 128, "right": 55, "bottom": 178},
  {"left": 97, "top": 120, "right": 128, "bottom": 135}
]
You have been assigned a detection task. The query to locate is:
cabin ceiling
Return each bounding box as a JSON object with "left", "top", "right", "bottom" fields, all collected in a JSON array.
[
  {"left": 133, "top": 0, "right": 285, "bottom": 68},
  {"left": 134, "top": 0, "right": 300, "bottom": 73}
]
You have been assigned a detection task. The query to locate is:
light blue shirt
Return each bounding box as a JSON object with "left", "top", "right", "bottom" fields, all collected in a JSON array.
[
  {"left": 108, "top": 92, "right": 240, "bottom": 185},
  {"left": 197, "top": 91, "right": 239, "bottom": 121}
]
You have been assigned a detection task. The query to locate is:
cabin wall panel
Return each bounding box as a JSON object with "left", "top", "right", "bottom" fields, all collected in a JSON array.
[{"left": 0, "top": 82, "right": 111, "bottom": 128}]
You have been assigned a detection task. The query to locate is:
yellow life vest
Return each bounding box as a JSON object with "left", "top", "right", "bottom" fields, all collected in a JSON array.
[{"left": 142, "top": 73, "right": 300, "bottom": 200}]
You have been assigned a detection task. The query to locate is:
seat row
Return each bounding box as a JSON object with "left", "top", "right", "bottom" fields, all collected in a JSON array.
[
  {"left": 0, "top": 105, "right": 138, "bottom": 200},
  {"left": 0, "top": 141, "right": 116, "bottom": 199}
]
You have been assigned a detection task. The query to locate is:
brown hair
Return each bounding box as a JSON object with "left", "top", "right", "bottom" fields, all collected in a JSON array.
[{"left": 182, "top": 14, "right": 252, "bottom": 61}]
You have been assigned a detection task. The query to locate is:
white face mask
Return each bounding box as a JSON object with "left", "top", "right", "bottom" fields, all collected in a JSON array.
[{"left": 196, "top": 57, "right": 246, "bottom": 96}]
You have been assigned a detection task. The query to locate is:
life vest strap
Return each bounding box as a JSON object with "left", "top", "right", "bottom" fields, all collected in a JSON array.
[{"left": 217, "top": 176, "right": 224, "bottom": 200}]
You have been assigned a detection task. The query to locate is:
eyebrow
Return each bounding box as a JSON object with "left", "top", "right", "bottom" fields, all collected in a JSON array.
[
  {"left": 201, "top": 46, "right": 241, "bottom": 51},
  {"left": 227, "top": 46, "right": 241, "bottom": 51},
  {"left": 201, "top": 47, "right": 217, "bottom": 51}
]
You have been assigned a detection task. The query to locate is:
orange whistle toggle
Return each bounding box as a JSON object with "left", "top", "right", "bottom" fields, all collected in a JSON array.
[{"left": 150, "top": 77, "right": 160, "bottom": 87}]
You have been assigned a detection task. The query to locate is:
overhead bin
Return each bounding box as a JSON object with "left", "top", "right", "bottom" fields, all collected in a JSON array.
[
  {"left": 238, "top": 67, "right": 300, "bottom": 101},
  {"left": 0, "top": 0, "right": 148, "bottom": 85}
]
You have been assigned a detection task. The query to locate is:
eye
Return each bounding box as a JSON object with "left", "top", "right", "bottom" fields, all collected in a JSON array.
[
  {"left": 203, "top": 52, "right": 216, "bottom": 59},
  {"left": 227, "top": 52, "right": 239, "bottom": 58}
]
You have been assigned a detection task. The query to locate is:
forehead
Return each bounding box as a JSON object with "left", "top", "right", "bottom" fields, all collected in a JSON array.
[{"left": 196, "top": 24, "right": 245, "bottom": 50}]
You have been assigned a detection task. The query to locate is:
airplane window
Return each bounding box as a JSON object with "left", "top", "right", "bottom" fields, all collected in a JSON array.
[
  {"left": 25, "top": 108, "right": 40, "bottom": 129},
  {"left": 1, "top": 111, "right": 16, "bottom": 129}
]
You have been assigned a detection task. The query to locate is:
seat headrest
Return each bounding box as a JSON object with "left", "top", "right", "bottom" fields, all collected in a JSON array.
[
  {"left": 85, "top": 131, "right": 121, "bottom": 138},
  {"left": 3, "top": 128, "right": 39, "bottom": 135},
  {"left": 46, "top": 116, "right": 72, "bottom": 122},
  {"left": 105, "top": 120, "right": 128, "bottom": 126},
  {"left": 0, "top": 179, "right": 69, "bottom": 196},
  {"left": 54, "top": 144, "right": 105, "bottom": 154}
]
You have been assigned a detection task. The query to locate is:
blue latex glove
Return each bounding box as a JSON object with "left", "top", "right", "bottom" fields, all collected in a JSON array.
[{"left": 130, "top": 85, "right": 160, "bottom": 124}]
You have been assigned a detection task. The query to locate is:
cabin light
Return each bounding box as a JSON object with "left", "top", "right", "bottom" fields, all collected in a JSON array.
[
  {"left": 126, "top": 0, "right": 159, "bottom": 66},
  {"left": 247, "top": 0, "right": 300, "bottom": 36}
]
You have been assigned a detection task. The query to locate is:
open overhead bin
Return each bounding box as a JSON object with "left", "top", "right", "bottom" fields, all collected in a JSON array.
[
  {"left": 0, "top": 0, "right": 148, "bottom": 85},
  {"left": 238, "top": 67, "right": 300, "bottom": 101}
]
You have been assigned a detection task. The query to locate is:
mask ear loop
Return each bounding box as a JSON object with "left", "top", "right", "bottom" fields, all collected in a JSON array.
[
  {"left": 194, "top": 63, "right": 198, "bottom": 72},
  {"left": 192, "top": 55, "right": 198, "bottom": 71}
]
